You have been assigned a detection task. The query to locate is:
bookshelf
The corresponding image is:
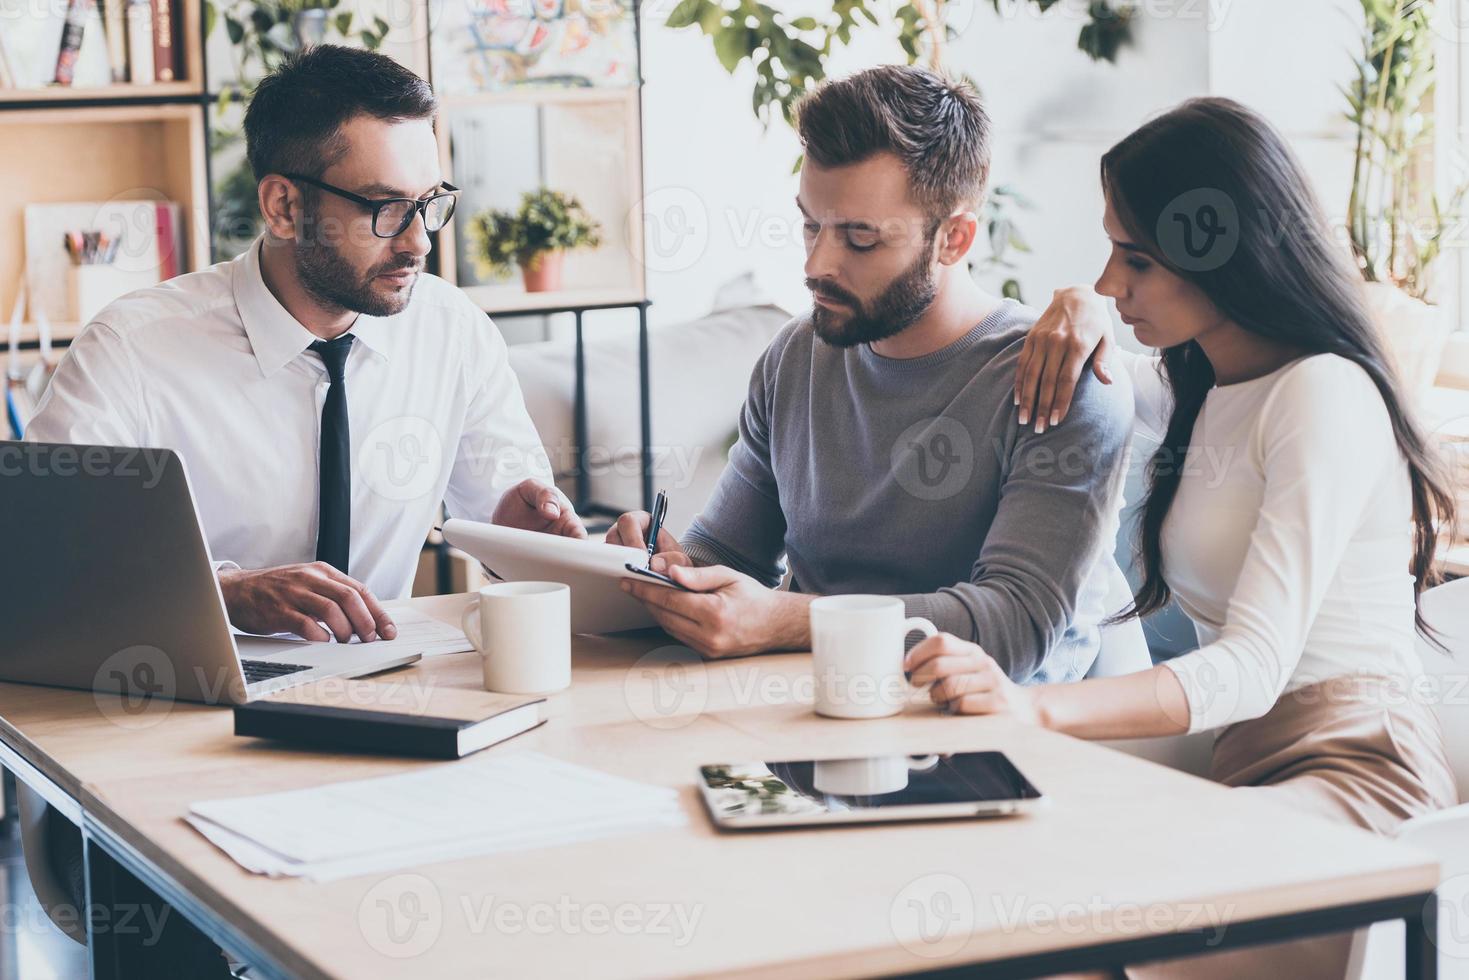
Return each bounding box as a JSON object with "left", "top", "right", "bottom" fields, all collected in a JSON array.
[
  {"left": 0, "top": 79, "right": 201, "bottom": 105},
  {"left": 0, "top": 0, "right": 208, "bottom": 347},
  {"left": 2, "top": 1, "right": 649, "bottom": 345}
]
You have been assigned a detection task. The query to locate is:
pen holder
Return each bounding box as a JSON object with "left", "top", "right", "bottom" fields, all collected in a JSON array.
[{"left": 67, "top": 263, "right": 141, "bottom": 324}]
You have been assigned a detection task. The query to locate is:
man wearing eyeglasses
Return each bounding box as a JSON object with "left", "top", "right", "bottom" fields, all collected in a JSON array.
[{"left": 28, "top": 44, "right": 584, "bottom": 647}]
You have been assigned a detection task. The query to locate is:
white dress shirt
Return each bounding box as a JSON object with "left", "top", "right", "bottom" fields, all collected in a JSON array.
[
  {"left": 1118, "top": 351, "right": 1422, "bottom": 733},
  {"left": 27, "top": 237, "right": 553, "bottom": 600}
]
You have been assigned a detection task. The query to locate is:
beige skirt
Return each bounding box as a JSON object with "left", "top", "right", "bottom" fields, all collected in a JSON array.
[
  {"left": 1215, "top": 673, "right": 1458, "bottom": 833},
  {"left": 1128, "top": 674, "right": 1457, "bottom": 980}
]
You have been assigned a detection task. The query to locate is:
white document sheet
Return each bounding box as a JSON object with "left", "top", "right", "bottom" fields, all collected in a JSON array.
[
  {"left": 186, "top": 752, "right": 686, "bottom": 882},
  {"left": 232, "top": 607, "right": 473, "bottom": 658}
]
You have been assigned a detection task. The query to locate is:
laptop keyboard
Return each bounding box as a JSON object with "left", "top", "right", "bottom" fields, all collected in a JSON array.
[{"left": 240, "top": 659, "right": 312, "bottom": 684}]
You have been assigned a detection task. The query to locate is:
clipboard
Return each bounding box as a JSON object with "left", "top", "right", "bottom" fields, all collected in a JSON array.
[{"left": 441, "top": 519, "right": 690, "bottom": 635}]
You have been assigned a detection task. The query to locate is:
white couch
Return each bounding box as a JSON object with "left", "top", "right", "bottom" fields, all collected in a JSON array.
[
  {"left": 498, "top": 295, "right": 1149, "bottom": 677},
  {"left": 506, "top": 299, "right": 792, "bottom": 536}
]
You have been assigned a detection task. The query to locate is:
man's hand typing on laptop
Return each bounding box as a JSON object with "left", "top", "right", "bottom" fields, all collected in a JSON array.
[
  {"left": 218, "top": 563, "right": 398, "bottom": 643},
  {"left": 217, "top": 479, "right": 580, "bottom": 644}
]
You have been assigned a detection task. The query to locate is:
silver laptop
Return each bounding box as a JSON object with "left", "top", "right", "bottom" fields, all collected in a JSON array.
[{"left": 1, "top": 441, "right": 421, "bottom": 705}]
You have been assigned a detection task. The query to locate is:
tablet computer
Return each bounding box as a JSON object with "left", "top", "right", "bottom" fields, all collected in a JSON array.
[
  {"left": 697, "top": 752, "right": 1046, "bottom": 829},
  {"left": 441, "top": 518, "right": 688, "bottom": 635}
]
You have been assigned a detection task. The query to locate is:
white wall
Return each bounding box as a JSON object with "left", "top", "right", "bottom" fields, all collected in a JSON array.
[
  {"left": 551, "top": 0, "right": 1370, "bottom": 491},
  {"left": 628, "top": 0, "right": 1363, "bottom": 335}
]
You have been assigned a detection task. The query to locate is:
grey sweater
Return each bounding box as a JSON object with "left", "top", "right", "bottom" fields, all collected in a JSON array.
[{"left": 682, "top": 301, "right": 1134, "bottom": 683}]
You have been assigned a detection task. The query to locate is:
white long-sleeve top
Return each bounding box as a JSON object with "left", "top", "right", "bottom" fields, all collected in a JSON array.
[
  {"left": 26, "top": 236, "right": 552, "bottom": 601},
  {"left": 1117, "top": 350, "right": 1421, "bottom": 733}
]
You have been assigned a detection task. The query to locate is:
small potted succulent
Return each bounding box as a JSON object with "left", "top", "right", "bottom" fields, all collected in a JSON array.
[{"left": 468, "top": 189, "right": 603, "bottom": 293}]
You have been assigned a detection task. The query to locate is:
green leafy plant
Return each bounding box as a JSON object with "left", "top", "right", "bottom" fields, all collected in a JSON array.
[
  {"left": 1345, "top": 0, "right": 1465, "bottom": 300},
  {"left": 203, "top": 0, "right": 391, "bottom": 259},
  {"left": 979, "top": 185, "right": 1035, "bottom": 301},
  {"left": 468, "top": 189, "right": 605, "bottom": 279},
  {"left": 205, "top": 0, "right": 390, "bottom": 108},
  {"left": 664, "top": 0, "right": 1133, "bottom": 128},
  {"left": 662, "top": 0, "right": 1135, "bottom": 300},
  {"left": 212, "top": 151, "right": 267, "bottom": 257}
]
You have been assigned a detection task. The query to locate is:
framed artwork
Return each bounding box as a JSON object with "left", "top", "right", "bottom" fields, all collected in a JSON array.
[{"left": 429, "top": 0, "right": 638, "bottom": 94}]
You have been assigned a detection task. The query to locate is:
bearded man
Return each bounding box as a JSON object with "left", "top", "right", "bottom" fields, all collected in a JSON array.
[{"left": 609, "top": 64, "right": 1133, "bottom": 683}]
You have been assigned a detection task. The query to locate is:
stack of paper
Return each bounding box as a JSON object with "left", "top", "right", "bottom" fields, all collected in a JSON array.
[
  {"left": 186, "top": 752, "right": 686, "bottom": 881},
  {"left": 232, "top": 606, "right": 475, "bottom": 658}
]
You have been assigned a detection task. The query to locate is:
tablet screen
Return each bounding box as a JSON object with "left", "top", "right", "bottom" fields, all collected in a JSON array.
[{"left": 699, "top": 751, "right": 1042, "bottom": 822}]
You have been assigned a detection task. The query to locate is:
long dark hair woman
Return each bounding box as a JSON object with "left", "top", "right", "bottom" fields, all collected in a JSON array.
[
  {"left": 907, "top": 92, "right": 1460, "bottom": 977},
  {"left": 906, "top": 87, "right": 1460, "bottom": 896}
]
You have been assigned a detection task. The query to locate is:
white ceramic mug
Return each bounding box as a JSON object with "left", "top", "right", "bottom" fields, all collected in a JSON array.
[
  {"left": 812, "top": 755, "right": 943, "bottom": 795},
  {"left": 461, "top": 582, "right": 571, "bottom": 695},
  {"left": 809, "top": 595, "right": 937, "bottom": 719},
  {"left": 813, "top": 756, "right": 912, "bottom": 795}
]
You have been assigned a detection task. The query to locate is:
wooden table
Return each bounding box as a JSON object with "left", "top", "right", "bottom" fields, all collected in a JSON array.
[{"left": 0, "top": 594, "right": 1441, "bottom": 979}]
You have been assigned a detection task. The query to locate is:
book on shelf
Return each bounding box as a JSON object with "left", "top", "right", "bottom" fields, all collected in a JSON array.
[
  {"left": 155, "top": 204, "right": 180, "bottom": 280},
  {"left": 51, "top": 0, "right": 91, "bottom": 86},
  {"left": 0, "top": 0, "right": 181, "bottom": 90},
  {"left": 0, "top": 0, "right": 104, "bottom": 89},
  {"left": 151, "top": 0, "right": 179, "bottom": 82},
  {"left": 100, "top": 0, "right": 128, "bottom": 83},
  {"left": 123, "top": 0, "right": 153, "bottom": 84}
]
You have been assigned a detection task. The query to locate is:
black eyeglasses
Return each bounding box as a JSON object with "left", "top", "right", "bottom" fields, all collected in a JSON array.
[{"left": 281, "top": 173, "right": 460, "bottom": 238}]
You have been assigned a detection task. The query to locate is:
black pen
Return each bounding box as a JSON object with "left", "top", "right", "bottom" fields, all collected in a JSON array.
[{"left": 645, "top": 489, "right": 668, "bottom": 565}]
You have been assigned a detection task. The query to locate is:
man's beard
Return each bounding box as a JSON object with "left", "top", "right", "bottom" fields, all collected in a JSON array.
[
  {"left": 808, "top": 248, "right": 939, "bottom": 348},
  {"left": 294, "top": 218, "right": 420, "bottom": 317}
]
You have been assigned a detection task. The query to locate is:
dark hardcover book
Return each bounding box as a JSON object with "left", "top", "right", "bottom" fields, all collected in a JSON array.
[
  {"left": 149, "top": 0, "right": 177, "bottom": 82},
  {"left": 234, "top": 697, "right": 545, "bottom": 759}
]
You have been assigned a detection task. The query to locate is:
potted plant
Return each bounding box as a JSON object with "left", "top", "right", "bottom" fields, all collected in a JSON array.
[
  {"left": 467, "top": 189, "right": 604, "bottom": 293},
  {"left": 1346, "top": 0, "right": 1466, "bottom": 396}
]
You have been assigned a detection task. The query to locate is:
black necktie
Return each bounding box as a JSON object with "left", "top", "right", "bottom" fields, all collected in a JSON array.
[{"left": 310, "top": 334, "right": 354, "bottom": 574}]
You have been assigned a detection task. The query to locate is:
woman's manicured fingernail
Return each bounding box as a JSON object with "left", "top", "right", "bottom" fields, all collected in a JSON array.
[
  {"left": 1018, "top": 409, "right": 1029, "bottom": 425},
  {"left": 1050, "top": 411, "right": 1060, "bottom": 427},
  {"left": 1035, "top": 420, "right": 1047, "bottom": 434}
]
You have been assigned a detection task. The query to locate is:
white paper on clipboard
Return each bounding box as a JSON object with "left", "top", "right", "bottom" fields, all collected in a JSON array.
[{"left": 441, "top": 519, "right": 683, "bottom": 635}]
